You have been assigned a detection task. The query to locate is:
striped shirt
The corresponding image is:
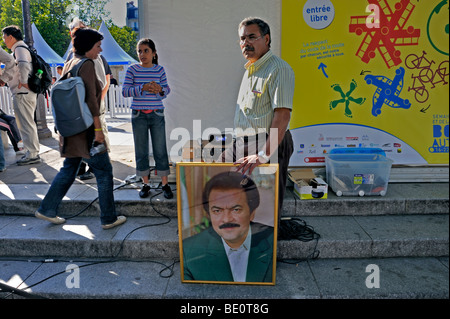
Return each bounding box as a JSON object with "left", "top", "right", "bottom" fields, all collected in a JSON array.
[
  {"left": 234, "top": 50, "right": 295, "bottom": 136},
  {"left": 122, "top": 64, "right": 171, "bottom": 110}
]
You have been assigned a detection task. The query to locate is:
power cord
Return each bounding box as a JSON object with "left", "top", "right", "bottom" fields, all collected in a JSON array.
[
  {"left": 278, "top": 217, "right": 321, "bottom": 264},
  {"left": 64, "top": 182, "right": 128, "bottom": 220}
]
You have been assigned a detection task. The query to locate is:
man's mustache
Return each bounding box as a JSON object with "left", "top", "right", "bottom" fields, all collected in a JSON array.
[
  {"left": 244, "top": 46, "right": 254, "bottom": 52},
  {"left": 219, "top": 223, "right": 240, "bottom": 229}
]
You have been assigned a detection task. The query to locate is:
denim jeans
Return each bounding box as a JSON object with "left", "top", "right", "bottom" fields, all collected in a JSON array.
[
  {"left": 0, "top": 132, "right": 5, "bottom": 170},
  {"left": 37, "top": 152, "right": 118, "bottom": 225},
  {"left": 131, "top": 110, "right": 170, "bottom": 177}
]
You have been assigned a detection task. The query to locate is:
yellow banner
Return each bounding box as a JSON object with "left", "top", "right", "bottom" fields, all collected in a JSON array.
[{"left": 283, "top": 0, "right": 449, "bottom": 165}]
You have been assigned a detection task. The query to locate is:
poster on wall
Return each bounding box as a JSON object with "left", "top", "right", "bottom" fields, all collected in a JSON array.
[{"left": 283, "top": 0, "right": 449, "bottom": 166}]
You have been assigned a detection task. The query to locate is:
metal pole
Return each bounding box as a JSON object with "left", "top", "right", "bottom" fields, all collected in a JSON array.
[{"left": 21, "top": 0, "right": 34, "bottom": 49}]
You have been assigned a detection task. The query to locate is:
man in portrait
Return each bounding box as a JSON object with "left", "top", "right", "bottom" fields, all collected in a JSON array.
[{"left": 182, "top": 171, "right": 274, "bottom": 283}]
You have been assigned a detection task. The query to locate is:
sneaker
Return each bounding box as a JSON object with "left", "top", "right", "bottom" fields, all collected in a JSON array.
[
  {"left": 139, "top": 184, "right": 151, "bottom": 198},
  {"left": 162, "top": 184, "right": 173, "bottom": 199},
  {"left": 0, "top": 167, "right": 6, "bottom": 173},
  {"left": 17, "top": 154, "right": 41, "bottom": 166},
  {"left": 102, "top": 215, "right": 127, "bottom": 230},
  {"left": 79, "top": 171, "right": 95, "bottom": 180},
  {"left": 35, "top": 211, "right": 66, "bottom": 225}
]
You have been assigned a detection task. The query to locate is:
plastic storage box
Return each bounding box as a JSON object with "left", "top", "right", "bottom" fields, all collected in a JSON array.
[{"left": 326, "top": 148, "right": 393, "bottom": 197}]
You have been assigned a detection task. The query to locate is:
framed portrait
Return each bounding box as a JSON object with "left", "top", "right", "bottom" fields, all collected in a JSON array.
[{"left": 176, "top": 163, "right": 279, "bottom": 285}]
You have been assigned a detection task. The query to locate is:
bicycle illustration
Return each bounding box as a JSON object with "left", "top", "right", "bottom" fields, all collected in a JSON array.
[{"left": 405, "top": 51, "right": 449, "bottom": 103}]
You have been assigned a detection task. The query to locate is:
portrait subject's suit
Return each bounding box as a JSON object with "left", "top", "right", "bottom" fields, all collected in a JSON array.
[{"left": 182, "top": 222, "right": 274, "bottom": 282}]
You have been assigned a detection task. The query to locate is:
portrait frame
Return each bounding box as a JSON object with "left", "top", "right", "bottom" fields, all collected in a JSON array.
[{"left": 176, "top": 162, "right": 279, "bottom": 285}]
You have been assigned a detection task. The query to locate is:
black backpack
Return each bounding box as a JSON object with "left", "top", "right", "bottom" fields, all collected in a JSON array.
[{"left": 14, "top": 45, "right": 52, "bottom": 95}]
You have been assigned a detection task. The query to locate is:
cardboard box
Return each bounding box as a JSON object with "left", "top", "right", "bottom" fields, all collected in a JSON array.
[
  {"left": 289, "top": 169, "right": 328, "bottom": 200},
  {"left": 182, "top": 138, "right": 230, "bottom": 162}
]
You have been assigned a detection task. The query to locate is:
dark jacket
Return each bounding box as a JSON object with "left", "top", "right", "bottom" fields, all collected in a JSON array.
[{"left": 182, "top": 222, "right": 274, "bottom": 283}]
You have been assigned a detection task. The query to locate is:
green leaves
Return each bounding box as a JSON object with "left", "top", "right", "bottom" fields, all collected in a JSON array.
[{"left": 0, "top": 0, "right": 137, "bottom": 60}]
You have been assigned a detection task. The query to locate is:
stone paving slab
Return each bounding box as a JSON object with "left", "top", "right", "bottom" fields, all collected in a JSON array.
[
  {"left": 1, "top": 182, "right": 448, "bottom": 218},
  {"left": 0, "top": 215, "right": 447, "bottom": 260}
]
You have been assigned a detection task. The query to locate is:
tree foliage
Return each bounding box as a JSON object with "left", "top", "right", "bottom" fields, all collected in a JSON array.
[
  {"left": 0, "top": 0, "right": 138, "bottom": 59},
  {"left": 108, "top": 24, "right": 138, "bottom": 60}
]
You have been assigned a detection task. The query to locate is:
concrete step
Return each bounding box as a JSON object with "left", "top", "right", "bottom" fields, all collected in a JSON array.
[
  {"left": 1, "top": 256, "right": 448, "bottom": 299},
  {"left": 0, "top": 214, "right": 448, "bottom": 260},
  {"left": 0, "top": 183, "right": 448, "bottom": 218}
]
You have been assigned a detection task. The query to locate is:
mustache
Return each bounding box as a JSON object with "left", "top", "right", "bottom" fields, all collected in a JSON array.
[
  {"left": 243, "top": 46, "right": 254, "bottom": 52},
  {"left": 219, "top": 223, "right": 240, "bottom": 229}
]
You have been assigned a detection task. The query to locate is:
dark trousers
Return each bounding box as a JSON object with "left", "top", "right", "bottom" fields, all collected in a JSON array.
[
  {"left": 276, "top": 130, "right": 294, "bottom": 215},
  {"left": 0, "top": 113, "right": 22, "bottom": 152}
]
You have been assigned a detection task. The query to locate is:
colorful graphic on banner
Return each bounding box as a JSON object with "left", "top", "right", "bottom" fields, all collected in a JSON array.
[{"left": 283, "top": 0, "right": 449, "bottom": 166}]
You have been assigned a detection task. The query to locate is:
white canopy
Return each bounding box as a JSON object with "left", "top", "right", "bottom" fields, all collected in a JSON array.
[
  {"left": 63, "top": 21, "right": 138, "bottom": 66},
  {"left": 31, "top": 23, "right": 65, "bottom": 67}
]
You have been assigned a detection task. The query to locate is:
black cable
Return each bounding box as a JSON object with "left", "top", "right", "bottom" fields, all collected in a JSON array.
[
  {"left": 64, "top": 182, "right": 128, "bottom": 220},
  {"left": 0, "top": 262, "right": 46, "bottom": 299},
  {"left": 0, "top": 282, "right": 47, "bottom": 299},
  {"left": 110, "top": 185, "right": 173, "bottom": 259},
  {"left": 278, "top": 217, "right": 321, "bottom": 264},
  {"left": 64, "top": 168, "right": 157, "bottom": 220}
]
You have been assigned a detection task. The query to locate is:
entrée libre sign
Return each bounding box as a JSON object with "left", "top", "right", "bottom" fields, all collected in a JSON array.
[{"left": 303, "top": 0, "right": 335, "bottom": 30}]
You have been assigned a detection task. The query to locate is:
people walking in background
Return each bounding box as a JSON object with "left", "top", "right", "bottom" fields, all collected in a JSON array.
[
  {"left": 2, "top": 25, "right": 41, "bottom": 166},
  {"left": 122, "top": 38, "right": 173, "bottom": 199},
  {"left": 56, "top": 65, "right": 63, "bottom": 77},
  {"left": 35, "top": 28, "right": 126, "bottom": 230}
]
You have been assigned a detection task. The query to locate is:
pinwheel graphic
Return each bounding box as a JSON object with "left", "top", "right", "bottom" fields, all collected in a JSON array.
[
  {"left": 365, "top": 67, "right": 411, "bottom": 117},
  {"left": 329, "top": 80, "right": 366, "bottom": 118}
]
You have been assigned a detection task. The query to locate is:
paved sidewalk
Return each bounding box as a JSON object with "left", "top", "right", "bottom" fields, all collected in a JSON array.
[{"left": 0, "top": 116, "right": 448, "bottom": 301}]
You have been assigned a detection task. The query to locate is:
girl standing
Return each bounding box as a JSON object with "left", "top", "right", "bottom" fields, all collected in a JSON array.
[{"left": 122, "top": 39, "right": 173, "bottom": 199}]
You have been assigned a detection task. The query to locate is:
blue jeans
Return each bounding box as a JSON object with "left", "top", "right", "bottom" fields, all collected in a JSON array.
[
  {"left": 38, "top": 152, "right": 118, "bottom": 225},
  {"left": 0, "top": 133, "right": 5, "bottom": 170},
  {"left": 131, "top": 110, "right": 170, "bottom": 177}
]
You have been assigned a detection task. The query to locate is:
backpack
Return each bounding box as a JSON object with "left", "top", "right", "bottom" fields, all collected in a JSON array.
[
  {"left": 50, "top": 59, "right": 94, "bottom": 137},
  {"left": 14, "top": 45, "right": 52, "bottom": 95}
]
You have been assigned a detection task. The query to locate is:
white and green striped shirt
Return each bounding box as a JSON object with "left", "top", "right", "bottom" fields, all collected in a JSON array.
[{"left": 234, "top": 50, "right": 295, "bottom": 136}]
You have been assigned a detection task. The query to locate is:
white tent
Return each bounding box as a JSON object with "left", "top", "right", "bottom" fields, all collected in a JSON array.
[
  {"left": 63, "top": 22, "right": 137, "bottom": 66},
  {"left": 31, "top": 23, "right": 65, "bottom": 67},
  {"left": 98, "top": 22, "right": 137, "bottom": 66}
]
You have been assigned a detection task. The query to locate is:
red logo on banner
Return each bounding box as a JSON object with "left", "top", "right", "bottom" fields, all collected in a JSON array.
[
  {"left": 349, "top": 0, "right": 421, "bottom": 69},
  {"left": 304, "top": 157, "right": 326, "bottom": 163}
]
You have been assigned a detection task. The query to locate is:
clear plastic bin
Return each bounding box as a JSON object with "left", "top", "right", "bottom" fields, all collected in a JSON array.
[{"left": 326, "top": 148, "right": 393, "bottom": 197}]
